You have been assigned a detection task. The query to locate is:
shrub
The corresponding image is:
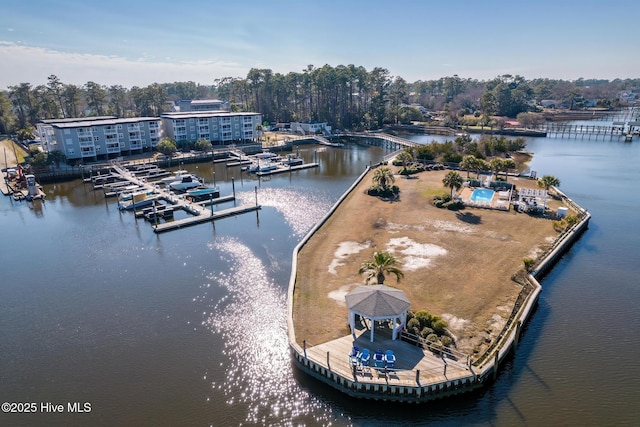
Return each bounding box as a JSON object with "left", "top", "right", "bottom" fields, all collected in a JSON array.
[
  {"left": 414, "top": 310, "right": 448, "bottom": 334},
  {"left": 441, "top": 336, "right": 453, "bottom": 347},
  {"left": 407, "top": 318, "right": 421, "bottom": 332},
  {"left": 420, "top": 327, "right": 434, "bottom": 338},
  {"left": 565, "top": 214, "right": 579, "bottom": 227},
  {"left": 523, "top": 258, "right": 535, "bottom": 271},
  {"left": 426, "top": 333, "right": 439, "bottom": 342},
  {"left": 445, "top": 200, "right": 465, "bottom": 210}
]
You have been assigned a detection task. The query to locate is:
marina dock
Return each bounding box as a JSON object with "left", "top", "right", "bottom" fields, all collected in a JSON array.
[
  {"left": 93, "top": 162, "right": 260, "bottom": 232},
  {"left": 151, "top": 204, "right": 261, "bottom": 233},
  {"left": 256, "top": 162, "right": 319, "bottom": 176}
]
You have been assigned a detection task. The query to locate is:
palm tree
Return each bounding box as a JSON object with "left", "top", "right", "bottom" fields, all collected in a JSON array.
[
  {"left": 372, "top": 167, "right": 395, "bottom": 190},
  {"left": 395, "top": 150, "right": 413, "bottom": 172},
  {"left": 442, "top": 170, "right": 463, "bottom": 198},
  {"left": 489, "top": 158, "right": 504, "bottom": 181},
  {"left": 537, "top": 175, "right": 560, "bottom": 190},
  {"left": 358, "top": 251, "right": 404, "bottom": 285},
  {"left": 460, "top": 155, "right": 477, "bottom": 178},
  {"left": 502, "top": 158, "right": 516, "bottom": 182}
]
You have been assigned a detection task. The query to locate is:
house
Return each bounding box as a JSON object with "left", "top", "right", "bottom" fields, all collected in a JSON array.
[
  {"left": 290, "top": 121, "right": 331, "bottom": 135},
  {"left": 176, "top": 99, "right": 230, "bottom": 112}
]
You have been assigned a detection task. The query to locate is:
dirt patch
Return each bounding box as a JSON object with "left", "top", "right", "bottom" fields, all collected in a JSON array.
[{"left": 293, "top": 168, "right": 567, "bottom": 357}]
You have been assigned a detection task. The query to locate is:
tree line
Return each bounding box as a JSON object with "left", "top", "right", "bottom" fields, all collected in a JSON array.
[{"left": 1, "top": 67, "right": 638, "bottom": 137}]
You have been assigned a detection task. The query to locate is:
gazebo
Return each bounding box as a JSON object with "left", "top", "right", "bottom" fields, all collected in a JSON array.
[{"left": 345, "top": 285, "right": 411, "bottom": 342}]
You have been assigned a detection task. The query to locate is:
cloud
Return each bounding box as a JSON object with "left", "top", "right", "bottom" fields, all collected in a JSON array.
[{"left": 0, "top": 41, "right": 246, "bottom": 88}]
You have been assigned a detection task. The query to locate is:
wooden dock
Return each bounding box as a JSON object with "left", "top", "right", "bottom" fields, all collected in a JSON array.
[
  {"left": 256, "top": 162, "right": 319, "bottom": 176},
  {"left": 152, "top": 204, "right": 261, "bottom": 233},
  {"left": 304, "top": 328, "right": 473, "bottom": 388},
  {"left": 102, "top": 162, "right": 260, "bottom": 232}
]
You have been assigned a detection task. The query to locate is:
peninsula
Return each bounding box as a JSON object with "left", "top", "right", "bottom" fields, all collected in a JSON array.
[{"left": 287, "top": 163, "right": 589, "bottom": 401}]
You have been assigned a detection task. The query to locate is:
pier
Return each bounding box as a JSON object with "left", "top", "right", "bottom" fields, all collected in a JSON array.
[
  {"left": 538, "top": 120, "right": 639, "bottom": 141},
  {"left": 92, "top": 162, "right": 261, "bottom": 233},
  {"left": 339, "top": 131, "right": 419, "bottom": 151}
]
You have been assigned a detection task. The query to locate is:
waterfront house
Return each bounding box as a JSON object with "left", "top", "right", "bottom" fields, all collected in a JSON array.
[
  {"left": 176, "top": 99, "right": 230, "bottom": 112},
  {"left": 290, "top": 121, "right": 332, "bottom": 136}
]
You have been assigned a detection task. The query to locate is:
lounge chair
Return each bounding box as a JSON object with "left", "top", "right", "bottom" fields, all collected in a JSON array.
[
  {"left": 385, "top": 350, "right": 396, "bottom": 369},
  {"left": 349, "top": 345, "right": 360, "bottom": 366},
  {"left": 373, "top": 349, "right": 385, "bottom": 369},
  {"left": 358, "top": 348, "right": 370, "bottom": 367}
]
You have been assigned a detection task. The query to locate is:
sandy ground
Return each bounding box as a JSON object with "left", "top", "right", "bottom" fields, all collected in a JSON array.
[{"left": 293, "top": 167, "right": 567, "bottom": 358}]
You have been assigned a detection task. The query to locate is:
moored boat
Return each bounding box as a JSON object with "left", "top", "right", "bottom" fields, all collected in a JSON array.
[
  {"left": 185, "top": 187, "right": 221, "bottom": 202},
  {"left": 168, "top": 174, "right": 202, "bottom": 191}
]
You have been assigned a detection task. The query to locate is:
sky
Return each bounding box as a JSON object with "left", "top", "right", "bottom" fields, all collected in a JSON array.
[{"left": 2, "top": 0, "right": 639, "bottom": 89}]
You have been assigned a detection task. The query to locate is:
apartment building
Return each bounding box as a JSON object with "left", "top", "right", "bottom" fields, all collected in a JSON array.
[
  {"left": 160, "top": 111, "right": 262, "bottom": 145},
  {"left": 37, "top": 117, "right": 163, "bottom": 163}
]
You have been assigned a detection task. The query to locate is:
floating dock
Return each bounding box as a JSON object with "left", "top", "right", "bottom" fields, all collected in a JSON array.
[
  {"left": 100, "top": 162, "right": 260, "bottom": 232},
  {"left": 255, "top": 162, "right": 319, "bottom": 176},
  {"left": 152, "top": 204, "right": 261, "bottom": 233}
]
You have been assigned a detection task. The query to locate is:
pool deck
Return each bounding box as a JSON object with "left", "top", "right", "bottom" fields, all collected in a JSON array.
[{"left": 459, "top": 187, "right": 510, "bottom": 210}]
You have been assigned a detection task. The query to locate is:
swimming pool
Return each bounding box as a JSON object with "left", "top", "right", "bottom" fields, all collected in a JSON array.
[{"left": 470, "top": 188, "right": 495, "bottom": 203}]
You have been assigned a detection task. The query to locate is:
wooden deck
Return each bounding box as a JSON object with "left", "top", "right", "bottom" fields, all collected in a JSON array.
[
  {"left": 255, "top": 162, "right": 319, "bottom": 176},
  {"left": 152, "top": 204, "right": 260, "bottom": 233},
  {"left": 304, "top": 327, "right": 474, "bottom": 387}
]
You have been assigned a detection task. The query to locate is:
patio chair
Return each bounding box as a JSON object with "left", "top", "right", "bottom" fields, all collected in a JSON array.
[
  {"left": 358, "top": 348, "right": 371, "bottom": 368},
  {"left": 349, "top": 345, "right": 360, "bottom": 366},
  {"left": 384, "top": 350, "right": 396, "bottom": 369},
  {"left": 373, "top": 349, "right": 385, "bottom": 369}
]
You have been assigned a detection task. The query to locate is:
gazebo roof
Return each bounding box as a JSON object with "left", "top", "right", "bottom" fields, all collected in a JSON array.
[{"left": 345, "top": 285, "right": 411, "bottom": 318}]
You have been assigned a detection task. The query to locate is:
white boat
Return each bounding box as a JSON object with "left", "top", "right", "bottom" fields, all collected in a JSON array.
[
  {"left": 255, "top": 151, "right": 280, "bottom": 161},
  {"left": 118, "top": 191, "right": 156, "bottom": 211},
  {"left": 168, "top": 174, "right": 202, "bottom": 191},
  {"left": 245, "top": 160, "right": 278, "bottom": 173},
  {"left": 159, "top": 170, "right": 189, "bottom": 186},
  {"left": 258, "top": 162, "right": 278, "bottom": 172}
]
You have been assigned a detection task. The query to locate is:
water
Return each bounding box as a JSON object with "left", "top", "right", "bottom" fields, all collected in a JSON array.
[
  {"left": 470, "top": 189, "right": 495, "bottom": 203},
  {"left": 1, "top": 135, "right": 639, "bottom": 426}
]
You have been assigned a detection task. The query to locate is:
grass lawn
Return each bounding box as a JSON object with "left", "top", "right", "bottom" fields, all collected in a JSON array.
[{"left": 292, "top": 166, "right": 568, "bottom": 359}]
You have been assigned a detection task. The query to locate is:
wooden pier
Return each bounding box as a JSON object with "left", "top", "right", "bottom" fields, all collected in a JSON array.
[
  {"left": 151, "top": 204, "right": 261, "bottom": 233},
  {"left": 255, "top": 162, "right": 319, "bottom": 176},
  {"left": 541, "top": 122, "right": 638, "bottom": 140},
  {"left": 99, "top": 162, "right": 261, "bottom": 232}
]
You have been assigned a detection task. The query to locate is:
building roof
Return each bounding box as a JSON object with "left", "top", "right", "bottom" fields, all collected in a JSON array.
[
  {"left": 43, "top": 117, "right": 160, "bottom": 129},
  {"left": 345, "top": 285, "right": 411, "bottom": 318},
  {"left": 189, "top": 99, "right": 226, "bottom": 105},
  {"left": 161, "top": 111, "right": 260, "bottom": 119}
]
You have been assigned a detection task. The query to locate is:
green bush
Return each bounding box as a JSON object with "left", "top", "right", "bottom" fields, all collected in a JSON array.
[
  {"left": 420, "top": 327, "right": 434, "bottom": 338},
  {"left": 523, "top": 258, "right": 535, "bottom": 271},
  {"left": 565, "top": 214, "right": 579, "bottom": 226},
  {"left": 441, "top": 336, "right": 453, "bottom": 347},
  {"left": 414, "top": 310, "right": 448, "bottom": 333},
  {"left": 407, "top": 318, "right": 420, "bottom": 333}
]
